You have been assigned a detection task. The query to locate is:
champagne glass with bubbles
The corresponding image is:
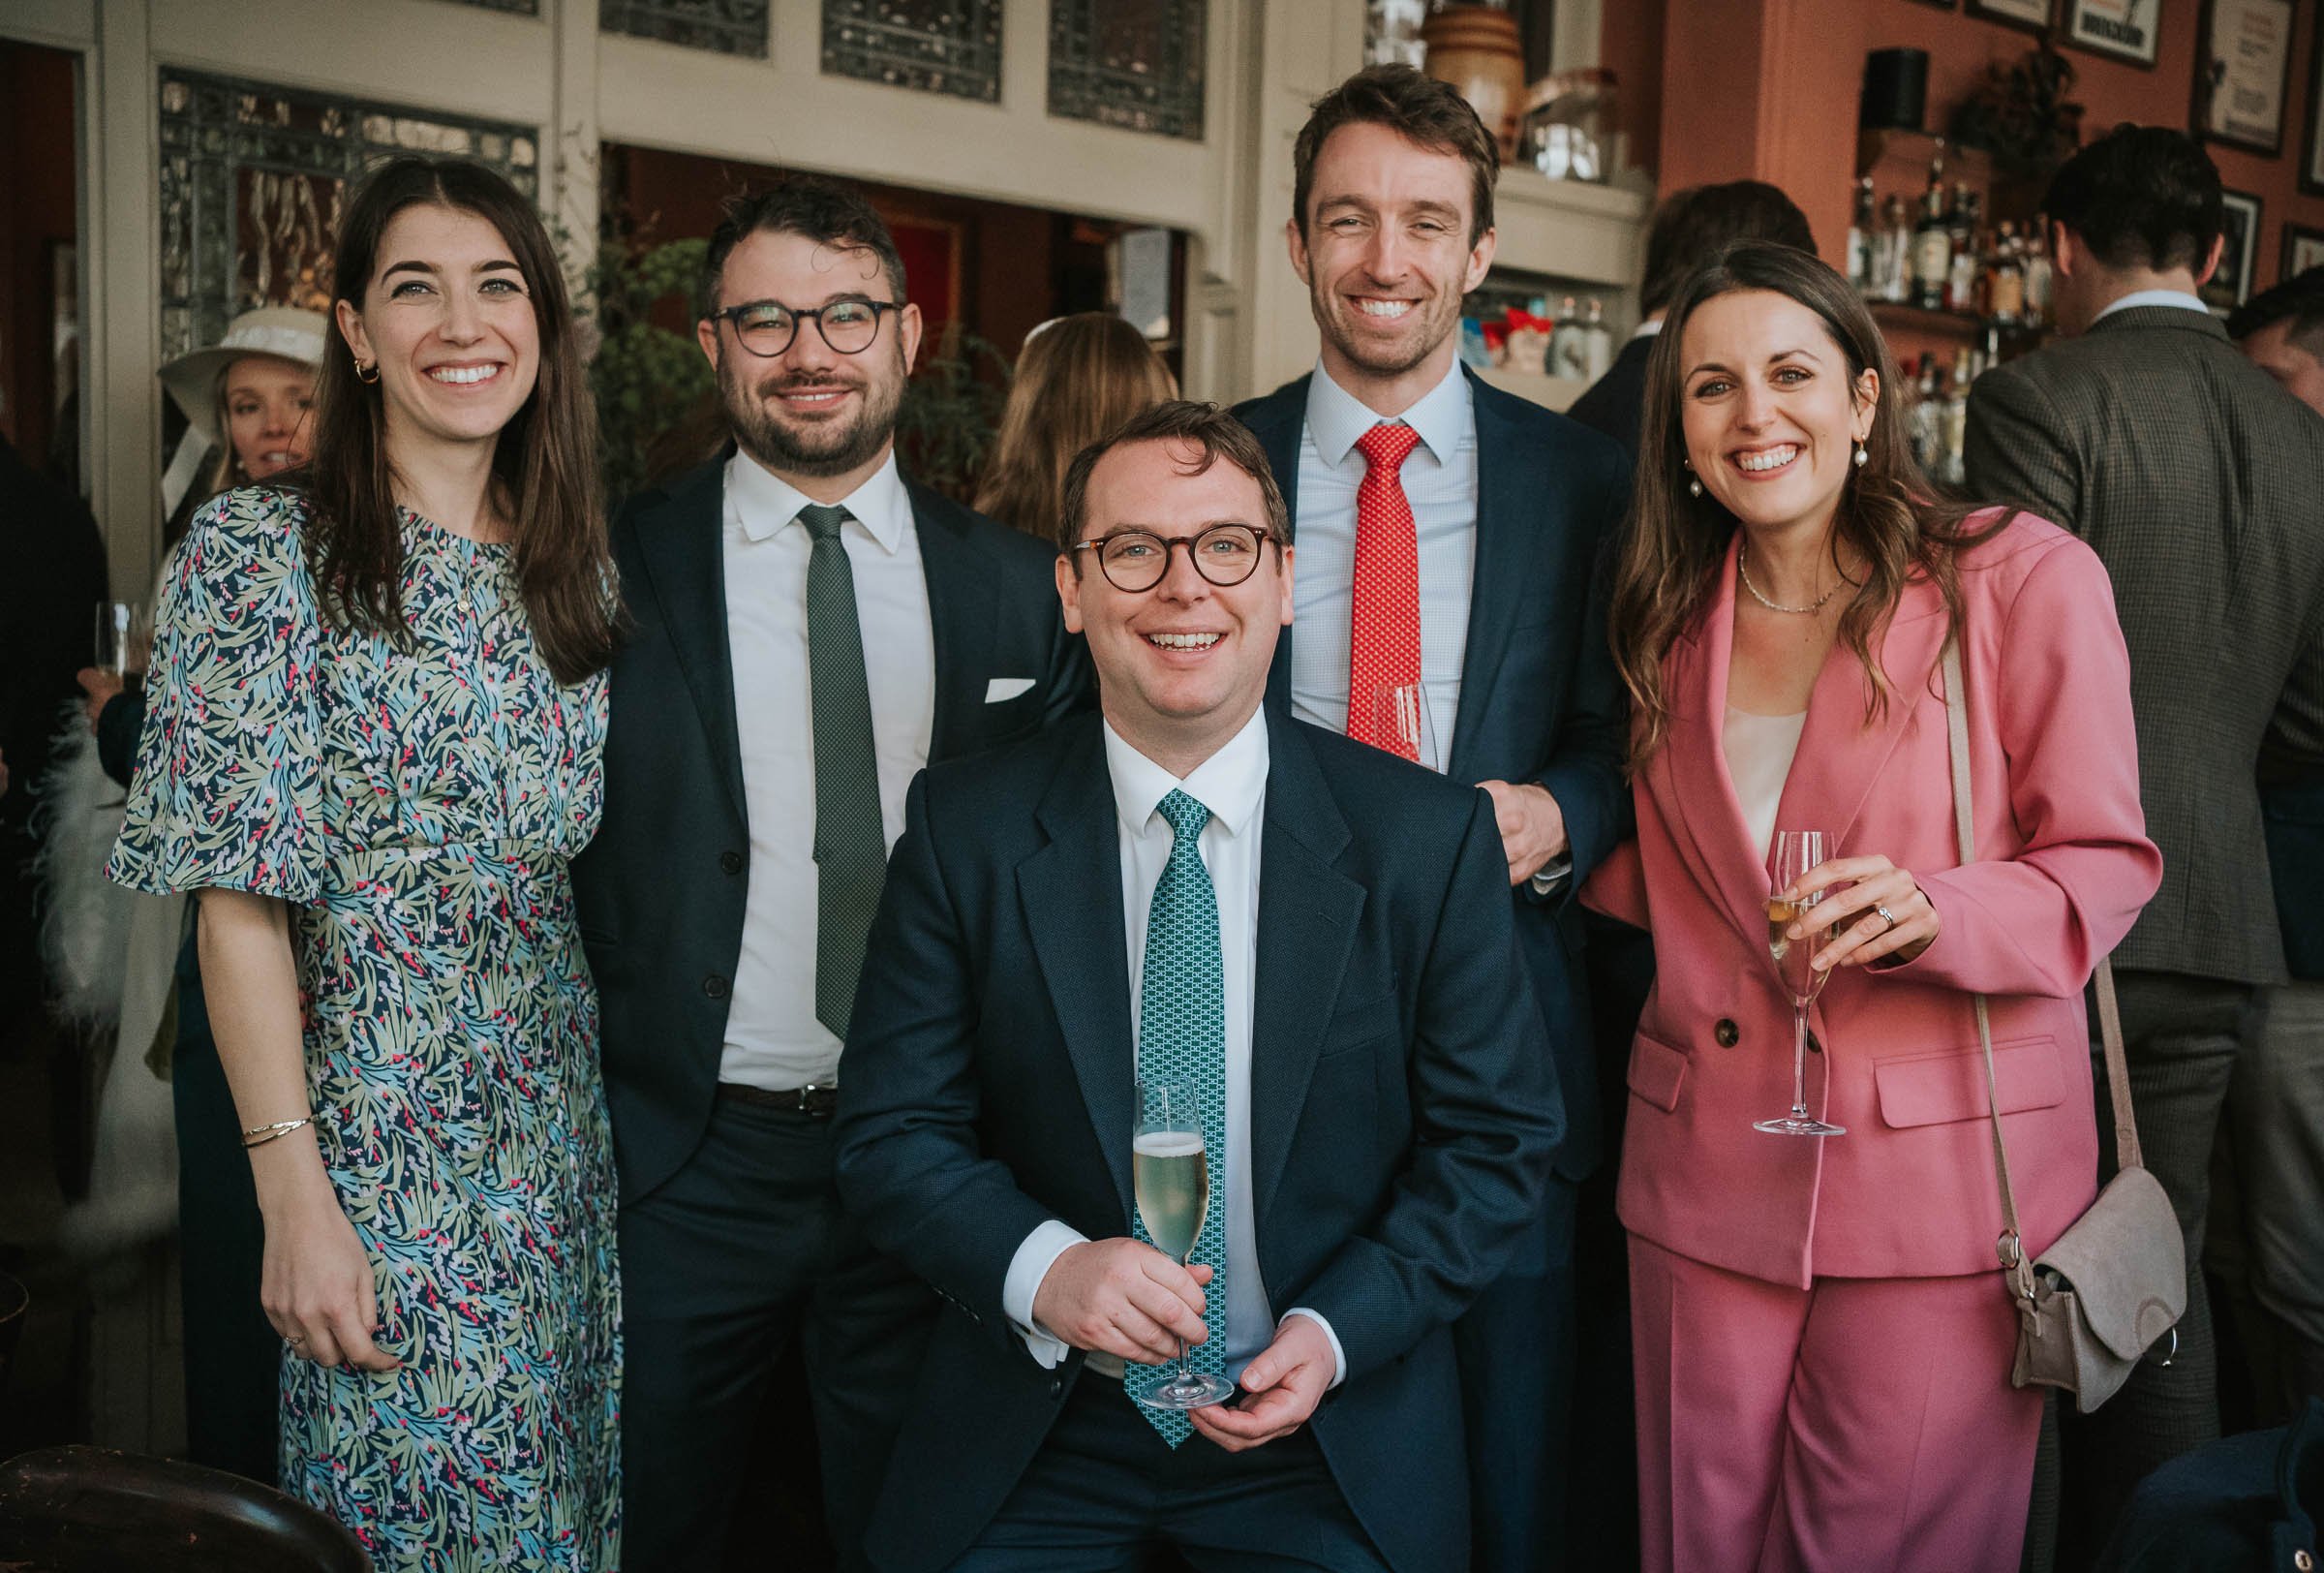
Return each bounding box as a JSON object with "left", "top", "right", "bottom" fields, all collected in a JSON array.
[
  {"left": 1758, "top": 830, "right": 1847, "bottom": 1137},
  {"left": 1133, "top": 1077, "right": 1234, "bottom": 1410}
]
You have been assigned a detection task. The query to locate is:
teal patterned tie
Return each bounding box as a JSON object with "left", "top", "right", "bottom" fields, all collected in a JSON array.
[
  {"left": 1130, "top": 787, "right": 1230, "bottom": 1447},
  {"left": 799, "top": 504, "right": 886, "bottom": 1042}
]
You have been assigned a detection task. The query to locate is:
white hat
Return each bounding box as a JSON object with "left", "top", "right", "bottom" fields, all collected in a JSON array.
[{"left": 157, "top": 306, "right": 330, "bottom": 447}]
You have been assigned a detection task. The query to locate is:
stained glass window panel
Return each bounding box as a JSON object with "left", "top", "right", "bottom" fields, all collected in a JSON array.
[
  {"left": 1048, "top": 0, "right": 1206, "bottom": 141},
  {"left": 600, "top": 0, "right": 769, "bottom": 57},
  {"left": 822, "top": 0, "right": 1003, "bottom": 104},
  {"left": 157, "top": 71, "right": 537, "bottom": 360}
]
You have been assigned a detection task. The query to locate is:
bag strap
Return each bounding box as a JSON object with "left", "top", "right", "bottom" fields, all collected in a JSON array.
[{"left": 1941, "top": 638, "right": 2136, "bottom": 1300}]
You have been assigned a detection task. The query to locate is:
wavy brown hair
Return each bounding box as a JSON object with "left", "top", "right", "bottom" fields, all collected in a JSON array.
[
  {"left": 1609, "top": 240, "right": 2006, "bottom": 766},
  {"left": 974, "top": 314, "right": 1177, "bottom": 546},
  {"left": 303, "top": 156, "right": 616, "bottom": 685}
]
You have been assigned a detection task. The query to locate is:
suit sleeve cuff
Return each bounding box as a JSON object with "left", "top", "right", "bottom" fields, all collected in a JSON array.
[
  {"left": 1003, "top": 1219, "right": 1087, "bottom": 1369},
  {"left": 1280, "top": 1308, "right": 1347, "bottom": 1388}
]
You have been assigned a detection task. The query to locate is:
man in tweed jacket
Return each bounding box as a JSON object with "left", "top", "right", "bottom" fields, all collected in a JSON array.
[{"left": 1964, "top": 125, "right": 2324, "bottom": 1558}]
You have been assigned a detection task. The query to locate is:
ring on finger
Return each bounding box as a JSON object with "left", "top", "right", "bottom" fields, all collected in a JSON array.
[
  {"left": 1875, "top": 904, "right": 1898, "bottom": 930},
  {"left": 286, "top": 1333, "right": 307, "bottom": 1348}
]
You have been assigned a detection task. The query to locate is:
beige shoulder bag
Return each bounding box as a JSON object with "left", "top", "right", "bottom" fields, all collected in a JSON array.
[{"left": 1941, "top": 637, "right": 2185, "bottom": 1414}]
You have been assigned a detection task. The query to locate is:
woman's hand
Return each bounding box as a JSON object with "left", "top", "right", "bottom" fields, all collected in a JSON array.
[
  {"left": 1784, "top": 853, "right": 1940, "bottom": 971},
  {"left": 76, "top": 667, "right": 124, "bottom": 731},
  {"left": 254, "top": 1146, "right": 400, "bottom": 1373}
]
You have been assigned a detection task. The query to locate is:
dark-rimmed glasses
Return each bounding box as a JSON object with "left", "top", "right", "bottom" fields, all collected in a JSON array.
[
  {"left": 705, "top": 297, "right": 901, "bottom": 358},
  {"left": 1070, "top": 525, "right": 1275, "bottom": 593}
]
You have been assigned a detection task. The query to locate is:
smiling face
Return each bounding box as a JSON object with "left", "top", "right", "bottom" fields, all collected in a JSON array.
[
  {"left": 221, "top": 353, "right": 316, "bottom": 479},
  {"left": 1057, "top": 438, "right": 1295, "bottom": 766},
  {"left": 335, "top": 202, "right": 539, "bottom": 457},
  {"left": 697, "top": 228, "right": 923, "bottom": 489},
  {"left": 1288, "top": 121, "right": 1494, "bottom": 408},
  {"left": 1677, "top": 289, "right": 1878, "bottom": 540}
]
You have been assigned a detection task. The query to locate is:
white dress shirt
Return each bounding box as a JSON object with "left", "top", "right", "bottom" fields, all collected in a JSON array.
[
  {"left": 1289, "top": 357, "right": 1478, "bottom": 764},
  {"left": 1000, "top": 707, "right": 1346, "bottom": 1386},
  {"left": 720, "top": 449, "right": 933, "bottom": 1090},
  {"left": 2095, "top": 288, "right": 2212, "bottom": 322}
]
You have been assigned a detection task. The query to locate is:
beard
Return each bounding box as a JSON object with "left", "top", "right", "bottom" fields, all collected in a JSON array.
[
  {"left": 1311, "top": 274, "right": 1462, "bottom": 380},
  {"left": 720, "top": 345, "right": 905, "bottom": 478}
]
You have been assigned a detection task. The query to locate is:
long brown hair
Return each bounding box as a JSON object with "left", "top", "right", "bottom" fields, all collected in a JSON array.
[
  {"left": 1609, "top": 240, "right": 2004, "bottom": 766},
  {"left": 304, "top": 156, "right": 616, "bottom": 684},
  {"left": 973, "top": 314, "right": 1177, "bottom": 546}
]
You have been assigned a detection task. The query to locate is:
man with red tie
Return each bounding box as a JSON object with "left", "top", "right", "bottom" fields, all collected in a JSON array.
[{"left": 1234, "top": 64, "right": 1632, "bottom": 1573}]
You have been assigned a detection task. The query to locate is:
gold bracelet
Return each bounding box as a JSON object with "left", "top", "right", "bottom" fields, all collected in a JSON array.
[{"left": 240, "top": 1117, "right": 313, "bottom": 1149}]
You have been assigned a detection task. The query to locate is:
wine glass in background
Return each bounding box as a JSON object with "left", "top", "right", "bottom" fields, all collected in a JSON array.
[
  {"left": 1131, "top": 1077, "right": 1234, "bottom": 1411},
  {"left": 94, "top": 601, "right": 150, "bottom": 693},
  {"left": 1757, "top": 828, "right": 1847, "bottom": 1137},
  {"left": 1370, "top": 681, "right": 1441, "bottom": 771}
]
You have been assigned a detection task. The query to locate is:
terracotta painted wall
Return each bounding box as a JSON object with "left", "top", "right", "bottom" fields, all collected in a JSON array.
[{"left": 1647, "top": 0, "right": 2324, "bottom": 296}]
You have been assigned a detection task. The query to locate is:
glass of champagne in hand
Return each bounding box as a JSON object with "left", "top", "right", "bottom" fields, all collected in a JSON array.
[
  {"left": 1132, "top": 1077, "right": 1234, "bottom": 1410},
  {"left": 1757, "top": 830, "right": 1848, "bottom": 1137}
]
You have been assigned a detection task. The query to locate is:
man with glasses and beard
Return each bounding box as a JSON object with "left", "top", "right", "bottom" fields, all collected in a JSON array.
[{"left": 571, "top": 177, "right": 1090, "bottom": 1572}]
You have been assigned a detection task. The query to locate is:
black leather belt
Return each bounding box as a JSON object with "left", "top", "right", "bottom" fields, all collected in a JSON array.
[{"left": 716, "top": 1081, "right": 840, "bottom": 1119}]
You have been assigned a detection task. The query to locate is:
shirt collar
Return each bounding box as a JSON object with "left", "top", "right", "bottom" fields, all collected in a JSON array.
[
  {"left": 1303, "top": 355, "right": 1473, "bottom": 469},
  {"left": 2095, "top": 289, "right": 2212, "bottom": 324},
  {"left": 1632, "top": 318, "right": 1664, "bottom": 340},
  {"left": 725, "top": 447, "right": 909, "bottom": 550},
  {"left": 1102, "top": 704, "right": 1270, "bottom": 844}
]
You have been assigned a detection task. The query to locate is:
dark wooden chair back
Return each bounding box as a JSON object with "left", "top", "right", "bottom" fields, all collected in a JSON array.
[{"left": 0, "top": 1445, "right": 372, "bottom": 1571}]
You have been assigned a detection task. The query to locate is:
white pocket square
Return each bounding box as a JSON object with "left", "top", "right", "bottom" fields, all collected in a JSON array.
[{"left": 985, "top": 677, "right": 1037, "bottom": 703}]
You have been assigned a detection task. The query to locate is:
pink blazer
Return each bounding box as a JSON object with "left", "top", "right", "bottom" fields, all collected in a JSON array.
[{"left": 1585, "top": 513, "right": 2161, "bottom": 1286}]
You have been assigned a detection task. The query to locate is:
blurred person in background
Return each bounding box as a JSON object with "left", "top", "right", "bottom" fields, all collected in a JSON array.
[
  {"left": 1965, "top": 126, "right": 2324, "bottom": 1560},
  {"left": 973, "top": 312, "right": 1177, "bottom": 545}
]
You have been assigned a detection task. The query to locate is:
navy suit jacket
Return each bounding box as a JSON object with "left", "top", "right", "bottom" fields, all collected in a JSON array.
[
  {"left": 1234, "top": 368, "right": 1629, "bottom": 1178},
  {"left": 1565, "top": 331, "right": 1656, "bottom": 460},
  {"left": 832, "top": 710, "right": 1562, "bottom": 1573},
  {"left": 570, "top": 454, "right": 1091, "bottom": 1203}
]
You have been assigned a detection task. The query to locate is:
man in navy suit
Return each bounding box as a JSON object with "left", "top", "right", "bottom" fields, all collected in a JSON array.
[
  {"left": 833, "top": 401, "right": 1561, "bottom": 1572},
  {"left": 1233, "top": 65, "right": 1628, "bottom": 1572},
  {"left": 570, "top": 177, "right": 1089, "bottom": 1571}
]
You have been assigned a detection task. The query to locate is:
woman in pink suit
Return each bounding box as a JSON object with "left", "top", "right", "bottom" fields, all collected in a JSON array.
[{"left": 1585, "top": 241, "right": 2161, "bottom": 1572}]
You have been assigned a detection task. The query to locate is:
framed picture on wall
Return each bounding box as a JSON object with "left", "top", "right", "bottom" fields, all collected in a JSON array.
[
  {"left": 2067, "top": 0, "right": 2161, "bottom": 67},
  {"left": 2195, "top": 0, "right": 2295, "bottom": 155},
  {"left": 2283, "top": 223, "right": 2324, "bottom": 278},
  {"left": 1970, "top": 0, "right": 2055, "bottom": 29},
  {"left": 2304, "top": 24, "right": 2324, "bottom": 193},
  {"left": 2206, "top": 190, "right": 2263, "bottom": 311}
]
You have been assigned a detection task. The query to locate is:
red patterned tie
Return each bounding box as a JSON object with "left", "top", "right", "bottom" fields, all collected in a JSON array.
[{"left": 1348, "top": 422, "right": 1424, "bottom": 757}]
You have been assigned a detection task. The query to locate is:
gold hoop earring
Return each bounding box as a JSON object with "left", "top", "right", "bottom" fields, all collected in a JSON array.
[{"left": 354, "top": 360, "right": 381, "bottom": 385}]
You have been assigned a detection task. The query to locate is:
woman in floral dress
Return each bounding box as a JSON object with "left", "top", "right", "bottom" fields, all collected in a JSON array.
[{"left": 109, "top": 155, "right": 624, "bottom": 1570}]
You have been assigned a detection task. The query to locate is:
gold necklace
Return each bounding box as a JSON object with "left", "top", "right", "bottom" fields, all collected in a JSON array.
[{"left": 1737, "top": 539, "right": 1842, "bottom": 615}]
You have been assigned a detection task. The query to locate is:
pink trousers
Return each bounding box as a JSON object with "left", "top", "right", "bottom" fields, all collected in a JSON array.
[{"left": 1630, "top": 1235, "right": 2043, "bottom": 1573}]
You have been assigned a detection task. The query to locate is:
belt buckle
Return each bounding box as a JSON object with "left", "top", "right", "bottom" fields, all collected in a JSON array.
[{"left": 797, "top": 1082, "right": 839, "bottom": 1119}]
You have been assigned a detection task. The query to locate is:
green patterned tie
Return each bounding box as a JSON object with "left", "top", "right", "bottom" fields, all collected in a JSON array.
[
  {"left": 799, "top": 504, "right": 886, "bottom": 1043},
  {"left": 1130, "top": 787, "right": 1230, "bottom": 1447}
]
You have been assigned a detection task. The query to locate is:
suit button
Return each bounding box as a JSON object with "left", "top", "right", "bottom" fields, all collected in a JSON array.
[
  {"left": 1049, "top": 1378, "right": 1063, "bottom": 1400},
  {"left": 1714, "top": 1018, "right": 1740, "bottom": 1048},
  {"left": 719, "top": 849, "right": 744, "bottom": 875},
  {"left": 702, "top": 973, "right": 730, "bottom": 1000}
]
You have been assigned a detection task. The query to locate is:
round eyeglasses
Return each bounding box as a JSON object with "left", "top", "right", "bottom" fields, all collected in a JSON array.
[
  {"left": 1071, "top": 525, "right": 1275, "bottom": 593},
  {"left": 705, "top": 297, "right": 901, "bottom": 358}
]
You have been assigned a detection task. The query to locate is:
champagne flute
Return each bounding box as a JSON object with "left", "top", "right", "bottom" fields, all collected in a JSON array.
[
  {"left": 95, "top": 601, "right": 149, "bottom": 690},
  {"left": 1757, "top": 829, "right": 1847, "bottom": 1137},
  {"left": 1132, "top": 1077, "right": 1234, "bottom": 1410},
  {"left": 1371, "top": 681, "right": 1441, "bottom": 771}
]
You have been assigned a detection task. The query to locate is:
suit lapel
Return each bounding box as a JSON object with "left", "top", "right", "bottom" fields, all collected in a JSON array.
[
  {"left": 1250, "top": 714, "right": 1363, "bottom": 1225},
  {"left": 1653, "top": 540, "right": 1769, "bottom": 951},
  {"left": 630, "top": 460, "right": 747, "bottom": 821},
  {"left": 908, "top": 478, "right": 997, "bottom": 762},
  {"left": 1448, "top": 371, "right": 1530, "bottom": 782},
  {"left": 1019, "top": 723, "right": 1137, "bottom": 1222},
  {"left": 1771, "top": 575, "right": 1948, "bottom": 856}
]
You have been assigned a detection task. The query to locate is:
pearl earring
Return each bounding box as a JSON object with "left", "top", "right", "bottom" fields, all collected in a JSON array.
[
  {"left": 1689, "top": 477, "right": 1703, "bottom": 498},
  {"left": 1853, "top": 442, "right": 1868, "bottom": 468}
]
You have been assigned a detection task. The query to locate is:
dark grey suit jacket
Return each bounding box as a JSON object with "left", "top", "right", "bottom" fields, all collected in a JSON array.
[{"left": 1964, "top": 305, "right": 2324, "bottom": 984}]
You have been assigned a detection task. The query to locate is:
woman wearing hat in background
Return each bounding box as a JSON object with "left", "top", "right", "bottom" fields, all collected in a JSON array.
[{"left": 63, "top": 306, "right": 328, "bottom": 1486}]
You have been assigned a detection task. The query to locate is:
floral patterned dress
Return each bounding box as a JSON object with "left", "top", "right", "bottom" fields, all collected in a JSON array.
[{"left": 109, "top": 487, "right": 621, "bottom": 1571}]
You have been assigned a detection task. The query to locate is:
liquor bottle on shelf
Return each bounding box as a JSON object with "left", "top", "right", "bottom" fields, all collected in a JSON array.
[
  {"left": 1548, "top": 296, "right": 1589, "bottom": 380},
  {"left": 2023, "top": 222, "right": 2053, "bottom": 329},
  {"left": 1912, "top": 155, "right": 1952, "bottom": 312},
  {"left": 1945, "top": 185, "right": 1978, "bottom": 311},
  {"left": 1581, "top": 296, "right": 1613, "bottom": 382},
  {"left": 1911, "top": 353, "right": 1942, "bottom": 473},
  {"left": 1876, "top": 194, "right": 1912, "bottom": 303},
  {"left": 1847, "top": 176, "right": 1875, "bottom": 293},
  {"left": 1952, "top": 227, "right": 1986, "bottom": 319},
  {"left": 1987, "top": 221, "right": 2025, "bottom": 329},
  {"left": 1942, "top": 346, "right": 1973, "bottom": 487}
]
